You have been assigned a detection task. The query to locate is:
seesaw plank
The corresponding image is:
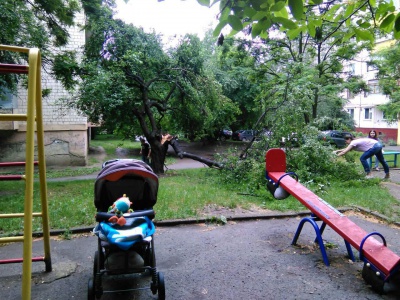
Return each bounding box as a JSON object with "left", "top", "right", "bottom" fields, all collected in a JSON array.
[{"left": 266, "top": 149, "right": 400, "bottom": 277}]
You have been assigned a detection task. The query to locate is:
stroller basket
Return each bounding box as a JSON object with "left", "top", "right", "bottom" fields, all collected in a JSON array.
[{"left": 88, "top": 159, "right": 165, "bottom": 300}]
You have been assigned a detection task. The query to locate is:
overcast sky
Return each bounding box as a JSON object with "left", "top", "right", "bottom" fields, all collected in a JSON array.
[{"left": 115, "top": 0, "right": 220, "bottom": 41}]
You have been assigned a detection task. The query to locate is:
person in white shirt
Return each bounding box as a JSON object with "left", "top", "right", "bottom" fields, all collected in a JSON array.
[{"left": 336, "top": 134, "right": 390, "bottom": 179}]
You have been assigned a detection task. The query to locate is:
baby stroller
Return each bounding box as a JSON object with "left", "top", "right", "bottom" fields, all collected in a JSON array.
[{"left": 88, "top": 159, "right": 165, "bottom": 299}]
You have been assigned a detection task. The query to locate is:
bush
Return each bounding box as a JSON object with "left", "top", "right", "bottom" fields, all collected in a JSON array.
[
  {"left": 214, "top": 125, "right": 366, "bottom": 195},
  {"left": 215, "top": 147, "right": 267, "bottom": 195},
  {"left": 286, "top": 127, "right": 363, "bottom": 184}
]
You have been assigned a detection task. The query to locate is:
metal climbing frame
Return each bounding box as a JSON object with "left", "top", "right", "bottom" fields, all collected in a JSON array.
[{"left": 0, "top": 45, "right": 52, "bottom": 300}]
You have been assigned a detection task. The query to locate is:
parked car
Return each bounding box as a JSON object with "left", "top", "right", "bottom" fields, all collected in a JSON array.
[
  {"left": 318, "top": 130, "right": 354, "bottom": 148},
  {"left": 217, "top": 129, "right": 233, "bottom": 141},
  {"left": 232, "top": 129, "right": 258, "bottom": 141}
]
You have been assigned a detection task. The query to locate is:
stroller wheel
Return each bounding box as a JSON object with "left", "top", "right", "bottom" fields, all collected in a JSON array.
[
  {"left": 93, "top": 250, "right": 104, "bottom": 276},
  {"left": 93, "top": 251, "right": 99, "bottom": 277},
  {"left": 87, "top": 278, "right": 95, "bottom": 300},
  {"left": 157, "top": 272, "right": 165, "bottom": 300}
]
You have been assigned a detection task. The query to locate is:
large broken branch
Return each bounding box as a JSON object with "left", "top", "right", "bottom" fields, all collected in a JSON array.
[{"left": 163, "top": 134, "right": 223, "bottom": 169}]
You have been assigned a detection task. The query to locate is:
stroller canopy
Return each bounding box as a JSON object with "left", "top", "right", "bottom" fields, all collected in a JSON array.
[{"left": 94, "top": 159, "right": 159, "bottom": 212}]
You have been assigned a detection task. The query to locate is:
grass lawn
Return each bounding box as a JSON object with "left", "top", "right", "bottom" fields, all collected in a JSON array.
[
  {"left": 0, "top": 167, "right": 399, "bottom": 237},
  {"left": 0, "top": 134, "right": 399, "bottom": 236}
]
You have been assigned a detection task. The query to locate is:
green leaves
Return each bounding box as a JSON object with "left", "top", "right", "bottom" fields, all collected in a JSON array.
[
  {"left": 353, "top": 28, "right": 374, "bottom": 42},
  {"left": 271, "top": 1, "right": 286, "bottom": 12},
  {"left": 287, "top": 27, "right": 304, "bottom": 40},
  {"left": 288, "top": 0, "right": 303, "bottom": 21},
  {"left": 395, "top": 13, "right": 400, "bottom": 32},
  {"left": 274, "top": 17, "right": 297, "bottom": 30},
  {"left": 228, "top": 15, "right": 243, "bottom": 31},
  {"left": 208, "top": 0, "right": 400, "bottom": 41},
  {"left": 197, "top": 0, "right": 211, "bottom": 6},
  {"left": 380, "top": 14, "right": 395, "bottom": 30}
]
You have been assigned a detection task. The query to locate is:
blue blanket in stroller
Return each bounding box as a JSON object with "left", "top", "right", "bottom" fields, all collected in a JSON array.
[{"left": 94, "top": 216, "right": 155, "bottom": 251}]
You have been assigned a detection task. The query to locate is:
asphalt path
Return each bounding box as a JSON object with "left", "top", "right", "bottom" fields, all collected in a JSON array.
[{"left": 1, "top": 214, "right": 400, "bottom": 299}]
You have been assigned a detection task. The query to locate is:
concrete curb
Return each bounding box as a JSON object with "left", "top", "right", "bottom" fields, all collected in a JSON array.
[
  {"left": 30, "top": 205, "right": 400, "bottom": 238},
  {"left": 352, "top": 205, "right": 400, "bottom": 227}
]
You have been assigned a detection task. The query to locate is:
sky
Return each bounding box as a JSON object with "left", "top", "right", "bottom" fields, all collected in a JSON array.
[{"left": 115, "top": 0, "right": 220, "bottom": 42}]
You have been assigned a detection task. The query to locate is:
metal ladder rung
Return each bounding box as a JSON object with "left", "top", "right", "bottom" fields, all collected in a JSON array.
[
  {"left": 0, "top": 175, "right": 26, "bottom": 181},
  {"left": 0, "top": 114, "right": 29, "bottom": 121},
  {"left": 0, "top": 63, "right": 29, "bottom": 74},
  {"left": 0, "top": 161, "right": 39, "bottom": 167},
  {"left": 0, "top": 236, "right": 25, "bottom": 243},
  {"left": 0, "top": 213, "right": 42, "bottom": 218},
  {"left": 0, "top": 256, "right": 46, "bottom": 265},
  {"left": 0, "top": 162, "right": 39, "bottom": 180}
]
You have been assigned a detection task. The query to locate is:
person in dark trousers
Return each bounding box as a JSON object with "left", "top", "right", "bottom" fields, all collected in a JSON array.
[
  {"left": 368, "top": 130, "right": 382, "bottom": 171},
  {"left": 336, "top": 134, "right": 390, "bottom": 179},
  {"left": 139, "top": 137, "right": 151, "bottom": 164}
]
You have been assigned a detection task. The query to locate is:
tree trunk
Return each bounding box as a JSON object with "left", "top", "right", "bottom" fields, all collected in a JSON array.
[{"left": 150, "top": 142, "right": 167, "bottom": 174}]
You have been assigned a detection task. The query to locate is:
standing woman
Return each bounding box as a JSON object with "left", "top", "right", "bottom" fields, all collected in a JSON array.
[
  {"left": 336, "top": 134, "right": 390, "bottom": 179},
  {"left": 368, "top": 130, "right": 382, "bottom": 171}
]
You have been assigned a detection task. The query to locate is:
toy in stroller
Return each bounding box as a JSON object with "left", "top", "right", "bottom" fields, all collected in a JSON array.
[{"left": 88, "top": 159, "right": 165, "bottom": 299}]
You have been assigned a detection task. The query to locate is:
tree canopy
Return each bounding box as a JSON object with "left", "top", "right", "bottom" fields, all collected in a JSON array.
[
  {"left": 371, "top": 42, "right": 400, "bottom": 122},
  {"left": 53, "top": 6, "right": 238, "bottom": 173},
  {"left": 195, "top": 0, "right": 400, "bottom": 43},
  {"left": 0, "top": 0, "right": 103, "bottom": 99}
]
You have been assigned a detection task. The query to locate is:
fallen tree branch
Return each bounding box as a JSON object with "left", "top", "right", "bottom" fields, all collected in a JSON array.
[{"left": 165, "top": 135, "right": 223, "bottom": 169}]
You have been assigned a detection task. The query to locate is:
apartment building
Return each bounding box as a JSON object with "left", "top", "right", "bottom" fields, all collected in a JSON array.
[
  {"left": 343, "top": 40, "right": 399, "bottom": 144},
  {"left": 0, "top": 11, "right": 88, "bottom": 166}
]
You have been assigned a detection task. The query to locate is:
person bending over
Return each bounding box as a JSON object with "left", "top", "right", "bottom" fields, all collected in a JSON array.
[{"left": 335, "top": 134, "right": 389, "bottom": 179}]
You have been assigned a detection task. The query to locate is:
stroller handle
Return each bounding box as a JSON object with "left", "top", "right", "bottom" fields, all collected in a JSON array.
[{"left": 95, "top": 209, "right": 155, "bottom": 222}]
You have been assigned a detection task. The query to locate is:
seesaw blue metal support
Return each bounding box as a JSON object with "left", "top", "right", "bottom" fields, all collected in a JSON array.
[
  {"left": 266, "top": 148, "right": 400, "bottom": 294},
  {"left": 291, "top": 213, "right": 355, "bottom": 266}
]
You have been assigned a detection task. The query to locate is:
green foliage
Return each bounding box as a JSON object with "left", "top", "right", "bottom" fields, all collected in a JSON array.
[
  {"left": 312, "top": 115, "right": 355, "bottom": 131},
  {"left": 52, "top": 51, "right": 80, "bottom": 90},
  {"left": 213, "top": 38, "right": 262, "bottom": 130},
  {"left": 167, "top": 34, "right": 240, "bottom": 140},
  {"left": 215, "top": 149, "right": 268, "bottom": 196},
  {"left": 215, "top": 126, "right": 365, "bottom": 197},
  {"left": 286, "top": 133, "right": 363, "bottom": 184},
  {"left": 371, "top": 42, "right": 400, "bottom": 122},
  {"left": 0, "top": 0, "right": 83, "bottom": 96},
  {"left": 218, "top": 15, "right": 370, "bottom": 133},
  {"left": 52, "top": 8, "right": 240, "bottom": 172},
  {"left": 207, "top": 0, "right": 397, "bottom": 43}
]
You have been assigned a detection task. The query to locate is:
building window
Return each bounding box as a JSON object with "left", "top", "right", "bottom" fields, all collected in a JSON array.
[
  {"left": 0, "top": 89, "right": 14, "bottom": 109},
  {"left": 347, "top": 63, "right": 355, "bottom": 75},
  {"left": 347, "top": 108, "right": 354, "bottom": 118},
  {"left": 368, "top": 79, "right": 380, "bottom": 94},
  {"left": 364, "top": 108, "right": 372, "bottom": 120},
  {"left": 346, "top": 89, "right": 354, "bottom": 99},
  {"left": 367, "top": 62, "right": 378, "bottom": 72},
  {"left": 382, "top": 111, "right": 387, "bottom": 120}
]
